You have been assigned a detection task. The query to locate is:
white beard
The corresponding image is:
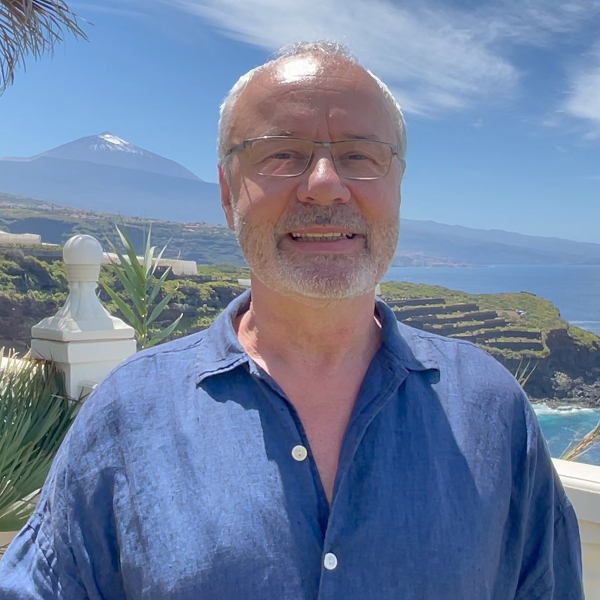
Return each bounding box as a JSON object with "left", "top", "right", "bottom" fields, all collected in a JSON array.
[{"left": 233, "top": 200, "right": 399, "bottom": 299}]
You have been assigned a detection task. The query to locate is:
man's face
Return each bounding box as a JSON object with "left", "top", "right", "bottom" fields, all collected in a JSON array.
[{"left": 220, "top": 56, "right": 405, "bottom": 300}]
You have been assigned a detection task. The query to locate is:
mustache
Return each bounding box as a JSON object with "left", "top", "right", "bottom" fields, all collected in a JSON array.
[{"left": 275, "top": 205, "right": 370, "bottom": 234}]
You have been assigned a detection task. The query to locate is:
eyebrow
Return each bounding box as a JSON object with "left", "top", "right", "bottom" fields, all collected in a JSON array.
[
  {"left": 342, "top": 133, "right": 382, "bottom": 141},
  {"left": 262, "top": 129, "right": 294, "bottom": 137},
  {"left": 260, "top": 131, "right": 383, "bottom": 141}
]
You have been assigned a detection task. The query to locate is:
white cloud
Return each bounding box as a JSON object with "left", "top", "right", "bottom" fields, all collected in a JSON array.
[
  {"left": 158, "top": 0, "right": 518, "bottom": 116},
  {"left": 481, "top": 0, "right": 600, "bottom": 44},
  {"left": 563, "top": 43, "right": 600, "bottom": 134},
  {"left": 102, "top": 0, "right": 600, "bottom": 130}
]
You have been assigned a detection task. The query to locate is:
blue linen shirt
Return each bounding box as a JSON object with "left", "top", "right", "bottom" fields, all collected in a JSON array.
[{"left": 0, "top": 291, "right": 583, "bottom": 599}]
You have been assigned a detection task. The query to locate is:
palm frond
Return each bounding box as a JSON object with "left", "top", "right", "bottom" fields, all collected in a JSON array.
[
  {"left": 0, "top": 0, "right": 88, "bottom": 95},
  {"left": 0, "top": 349, "right": 79, "bottom": 531},
  {"left": 561, "top": 418, "right": 600, "bottom": 462}
]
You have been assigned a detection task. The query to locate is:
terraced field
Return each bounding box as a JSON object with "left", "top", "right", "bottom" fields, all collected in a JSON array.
[{"left": 385, "top": 296, "right": 545, "bottom": 354}]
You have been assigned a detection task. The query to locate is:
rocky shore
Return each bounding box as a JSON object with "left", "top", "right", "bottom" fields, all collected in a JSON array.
[{"left": 531, "top": 370, "right": 600, "bottom": 409}]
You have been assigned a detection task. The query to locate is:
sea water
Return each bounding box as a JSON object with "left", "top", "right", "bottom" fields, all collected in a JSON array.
[
  {"left": 383, "top": 264, "right": 600, "bottom": 464},
  {"left": 535, "top": 406, "right": 600, "bottom": 465}
]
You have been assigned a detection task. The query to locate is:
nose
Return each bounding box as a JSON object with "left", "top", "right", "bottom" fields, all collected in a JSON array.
[{"left": 296, "top": 150, "right": 351, "bottom": 205}]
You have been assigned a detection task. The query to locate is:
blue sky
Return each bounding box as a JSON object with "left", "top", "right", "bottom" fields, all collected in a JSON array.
[{"left": 1, "top": 0, "right": 600, "bottom": 243}]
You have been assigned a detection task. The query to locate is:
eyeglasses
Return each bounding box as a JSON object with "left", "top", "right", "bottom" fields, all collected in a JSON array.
[{"left": 224, "top": 136, "right": 402, "bottom": 180}]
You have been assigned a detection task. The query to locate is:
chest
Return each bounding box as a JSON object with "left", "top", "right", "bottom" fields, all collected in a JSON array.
[
  {"left": 109, "top": 407, "right": 513, "bottom": 600},
  {"left": 280, "top": 375, "right": 362, "bottom": 502},
  {"left": 96, "top": 373, "right": 519, "bottom": 600}
]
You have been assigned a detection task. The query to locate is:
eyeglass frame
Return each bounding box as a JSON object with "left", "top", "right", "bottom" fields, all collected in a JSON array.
[{"left": 223, "top": 136, "right": 404, "bottom": 180}]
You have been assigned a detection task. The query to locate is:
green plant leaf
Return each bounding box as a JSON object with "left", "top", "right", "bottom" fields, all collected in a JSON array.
[
  {"left": 150, "top": 240, "right": 172, "bottom": 278},
  {"left": 110, "top": 263, "right": 146, "bottom": 317},
  {"left": 149, "top": 269, "right": 171, "bottom": 305},
  {"left": 145, "top": 314, "right": 183, "bottom": 348},
  {"left": 102, "top": 223, "right": 179, "bottom": 350},
  {"left": 146, "top": 291, "right": 174, "bottom": 327},
  {"left": 105, "top": 242, "right": 147, "bottom": 310},
  {"left": 100, "top": 282, "right": 143, "bottom": 334},
  {"left": 116, "top": 225, "right": 146, "bottom": 284}
]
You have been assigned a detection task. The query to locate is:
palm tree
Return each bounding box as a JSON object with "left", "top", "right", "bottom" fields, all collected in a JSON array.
[{"left": 0, "top": 0, "right": 87, "bottom": 95}]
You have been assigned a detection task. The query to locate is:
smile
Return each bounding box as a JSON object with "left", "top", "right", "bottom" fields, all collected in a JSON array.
[{"left": 289, "top": 232, "right": 356, "bottom": 242}]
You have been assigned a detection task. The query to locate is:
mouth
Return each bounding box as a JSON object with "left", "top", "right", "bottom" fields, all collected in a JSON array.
[
  {"left": 281, "top": 228, "right": 364, "bottom": 254},
  {"left": 288, "top": 232, "right": 357, "bottom": 242}
]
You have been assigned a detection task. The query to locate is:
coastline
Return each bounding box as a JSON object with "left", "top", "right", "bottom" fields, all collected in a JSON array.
[
  {"left": 530, "top": 369, "right": 600, "bottom": 409},
  {"left": 532, "top": 398, "right": 600, "bottom": 411}
]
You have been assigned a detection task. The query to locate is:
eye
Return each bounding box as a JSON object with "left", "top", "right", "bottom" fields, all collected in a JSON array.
[
  {"left": 271, "top": 151, "right": 297, "bottom": 160},
  {"left": 339, "top": 151, "right": 377, "bottom": 163}
]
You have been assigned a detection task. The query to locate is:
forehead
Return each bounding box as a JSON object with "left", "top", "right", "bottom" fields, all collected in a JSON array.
[{"left": 230, "top": 57, "right": 396, "bottom": 142}]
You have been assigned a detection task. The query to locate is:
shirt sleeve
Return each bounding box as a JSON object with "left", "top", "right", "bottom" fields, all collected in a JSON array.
[
  {"left": 0, "top": 452, "right": 90, "bottom": 599},
  {"left": 513, "top": 403, "right": 584, "bottom": 600},
  {"left": 0, "top": 381, "right": 125, "bottom": 600}
]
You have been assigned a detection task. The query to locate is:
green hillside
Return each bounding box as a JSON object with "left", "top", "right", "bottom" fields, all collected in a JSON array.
[
  {"left": 0, "top": 192, "right": 245, "bottom": 267},
  {"left": 381, "top": 281, "right": 599, "bottom": 354},
  {"left": 1, "top": 243, "right": 599, "bottom": 404}
]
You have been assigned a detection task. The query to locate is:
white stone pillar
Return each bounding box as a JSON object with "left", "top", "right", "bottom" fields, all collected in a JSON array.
[{"left": 31, "top": 235, "right": 137, "bottom": 400}]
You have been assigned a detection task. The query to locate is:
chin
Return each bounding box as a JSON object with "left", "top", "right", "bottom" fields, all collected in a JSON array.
[
  {"left": 238, "top": 225, "right": 397, "bottom": 300},
  {"left": 253, "top": 257, "right": 386, "bottom": 300}
]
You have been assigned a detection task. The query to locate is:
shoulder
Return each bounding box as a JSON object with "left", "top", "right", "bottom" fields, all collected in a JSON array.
[
  {"left": 394, "top": 320, "right": 540, "bottom": 442},
  {"left": 61, "top": 330, "right": 209, "bottom": 466},
  {"left": 86, "top": 329, "right": 206, "bottom": 410},
  {"left": 110, "top": 329, "right": 206, "bottom": 384},
  {"left": 396, "top": 319, "right": 518, "bottom": 387}
]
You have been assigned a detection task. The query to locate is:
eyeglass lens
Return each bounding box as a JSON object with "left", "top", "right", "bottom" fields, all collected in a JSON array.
[{"left": 249, "top": 139, "right": 392, "bottom": 179}]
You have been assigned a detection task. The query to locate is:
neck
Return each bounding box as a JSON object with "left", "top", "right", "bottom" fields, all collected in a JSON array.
[{"left": 236, "top": 276, "right": 381, "bottom": 372}]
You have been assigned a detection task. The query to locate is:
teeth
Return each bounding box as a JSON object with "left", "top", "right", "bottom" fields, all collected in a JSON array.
[{"left": 290, "top": 232, "right": 354, "bottom": 241}]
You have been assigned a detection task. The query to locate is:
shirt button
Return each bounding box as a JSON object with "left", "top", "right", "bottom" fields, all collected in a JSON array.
[
  {"left": 291, "top": 445, "right": 308, "bottom": 461},
  {"left": 323, "top": 552, "right": 338, "bottom": 570}
]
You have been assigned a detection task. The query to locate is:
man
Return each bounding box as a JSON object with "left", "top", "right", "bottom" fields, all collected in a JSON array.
[{"left": 0, "top": 42, "right": 583, "bottom": 599}]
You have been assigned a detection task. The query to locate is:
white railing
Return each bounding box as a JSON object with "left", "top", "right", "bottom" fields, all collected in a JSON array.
[
  {"left": 554, "top": 459, "right": 600, "bottom": 598},
  {"left": 1, "top": 235, "right": 599, "bottom": 597}
]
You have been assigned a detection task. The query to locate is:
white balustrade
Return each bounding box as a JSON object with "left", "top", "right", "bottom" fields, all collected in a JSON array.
[
  {"left": 30, "top": 235, "right": 136, "bottom": 400},
  {"left": 554, "top": 458, "right": 600, "bottom": 599}
]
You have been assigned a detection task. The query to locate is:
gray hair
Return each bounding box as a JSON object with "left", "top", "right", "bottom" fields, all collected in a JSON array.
[{"left": 217, "top": 41, "right": 407, "bottom": 167}]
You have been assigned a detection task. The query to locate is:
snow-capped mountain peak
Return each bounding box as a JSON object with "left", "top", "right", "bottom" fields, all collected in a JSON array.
[
  {"left": 1, "top": 132, "right": 201, "bottom": 181},
  {"left": 99, "top": 132, "right": 128, "bottom": 145},
  {"left": 88, "top": 132, "right": 145, "bottom": 156}
]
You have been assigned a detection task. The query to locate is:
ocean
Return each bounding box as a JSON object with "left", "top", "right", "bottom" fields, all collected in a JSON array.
[
  {"left": 534, "top": 405, "right": 600, "bottom": 464},
  {"left": 383, "top": 264, "right": 600, "bottom": 464}
]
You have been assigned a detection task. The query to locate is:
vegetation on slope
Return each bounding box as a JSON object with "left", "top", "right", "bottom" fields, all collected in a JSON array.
[
  {"left": 0, "top": 196, "right": 245, "bottom": 267},
  {"left": 381, "top": 280, "right": 600, "bottom": 401},
  {"left": 381, "top": 281, "right": 566, "bottom": 336},
  {"left": 1, "top": 245, "right": 598, "bottom": 402},
  {"left": 0, "top": 247, "right": 248, "bottom": 350}
]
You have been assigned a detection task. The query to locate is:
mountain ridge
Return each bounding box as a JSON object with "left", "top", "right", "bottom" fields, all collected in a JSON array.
[
  {"left": 1, "top": 134, "right": 599, "bottom": 266},
  {"left": 1, "top": 132, "right": 201, "bottom": 181}
]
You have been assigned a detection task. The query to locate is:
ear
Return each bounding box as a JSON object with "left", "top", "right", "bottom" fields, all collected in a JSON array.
[
  {"left": 398, "top": 159, "right": 406, "bottom": 180},
  {"left": 218, "top": 163, "right": 236, "bottom": 231}
]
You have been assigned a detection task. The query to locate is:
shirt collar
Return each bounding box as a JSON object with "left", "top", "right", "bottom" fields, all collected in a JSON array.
[
  {"left": 196, "top": 289, "right": 438, "bottom": 386},
  {"left": 195, "top": 290, "right": 251, "bottom": 385},
  {"left": 375, "top": 298, "right": 439, "bottom": 372}
]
